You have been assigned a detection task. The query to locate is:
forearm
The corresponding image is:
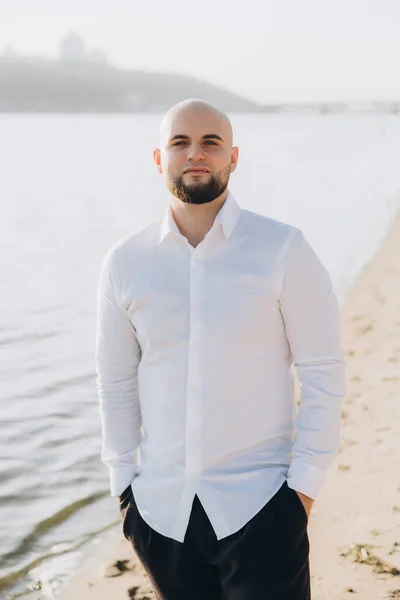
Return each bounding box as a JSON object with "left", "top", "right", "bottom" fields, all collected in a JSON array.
[
  {"left": 98, "top": 369, "right": 142, "bottom": 496},
  {"left": 286, "top": 356, "right": 346, "bottom": 499}
]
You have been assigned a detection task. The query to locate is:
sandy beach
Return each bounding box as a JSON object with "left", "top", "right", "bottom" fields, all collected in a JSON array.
[{"left": 58, "top": 210, "right": 400, "bottom": 600}]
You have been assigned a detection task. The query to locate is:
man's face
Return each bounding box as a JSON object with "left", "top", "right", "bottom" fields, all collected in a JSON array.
[{"left": 154, "top": 107, "right": 238, "bottom": 205}]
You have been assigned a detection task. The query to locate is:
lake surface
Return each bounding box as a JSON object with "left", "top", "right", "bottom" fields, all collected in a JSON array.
[{"left": 0, "top": 113, "right": 399, "bottom": 599}]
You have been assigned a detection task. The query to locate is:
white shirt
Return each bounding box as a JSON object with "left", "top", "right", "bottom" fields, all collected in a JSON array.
[{"left": 95, "top": 191, "right": 346, "bottom": 542}]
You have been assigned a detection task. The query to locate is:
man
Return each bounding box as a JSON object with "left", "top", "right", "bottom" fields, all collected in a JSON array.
[{"left": 95, "top": 98, "right": 346, "bottom": 599}]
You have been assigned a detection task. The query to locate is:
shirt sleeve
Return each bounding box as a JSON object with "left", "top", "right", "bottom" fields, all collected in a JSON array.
[
  {"left": 279, "top": 228, "right": 346, "bottom": 500},
  {"left": 95, "top": 247, "right": 142, "bottom": 497}
]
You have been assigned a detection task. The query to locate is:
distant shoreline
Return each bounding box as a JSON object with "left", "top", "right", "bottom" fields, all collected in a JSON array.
[{"left": 1, "top": 58, "right": 399, "bottom": 114}]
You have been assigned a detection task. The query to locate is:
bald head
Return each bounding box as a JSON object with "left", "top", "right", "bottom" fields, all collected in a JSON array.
[
  {"left": 153, "top": 98, "right": 239, "bottom": 205},
  {"left": 159, "top": 98, "right": 233, "bottom": 149}
]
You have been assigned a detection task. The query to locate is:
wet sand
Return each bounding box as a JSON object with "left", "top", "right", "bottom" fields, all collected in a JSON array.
[{"left": 58, "top": 210, "right": 400, "bottom": 600}]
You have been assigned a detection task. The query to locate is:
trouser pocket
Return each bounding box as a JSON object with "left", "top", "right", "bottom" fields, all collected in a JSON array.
[
  {"left": 119, "top": 484, "right": 133, "bottom": 508},
  {"left": 119, "top": 484, "right": 134, "bottom": 539},
  {"left": 285, "top": 483, "right": 309, "bottom": 525}
]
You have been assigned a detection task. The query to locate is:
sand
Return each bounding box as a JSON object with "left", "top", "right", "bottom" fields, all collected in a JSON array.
[{"left": 58, "top": 211, "right": 400, "bottom": 600}]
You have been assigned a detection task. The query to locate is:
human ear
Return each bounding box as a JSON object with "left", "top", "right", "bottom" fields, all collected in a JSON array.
[
  {"left": 153, "top": 148, "right": 163, "bottom": 174},
  {"left": 230, "top": 146, "right": 239, "bottom": 172}
]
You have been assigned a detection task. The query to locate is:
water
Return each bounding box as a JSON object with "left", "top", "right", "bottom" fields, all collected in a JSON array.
[{"left": 0, "top": 113, "right": 399, "bottom": 599}]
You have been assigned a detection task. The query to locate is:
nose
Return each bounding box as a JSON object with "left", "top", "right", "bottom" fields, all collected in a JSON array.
[{"left": 187, "top": 143, "right": 205, "bottom": 161}]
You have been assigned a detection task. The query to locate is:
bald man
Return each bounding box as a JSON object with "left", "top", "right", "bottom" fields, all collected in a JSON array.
[{"left": 96, "top": 99, "right": 346, "bottom": 599}]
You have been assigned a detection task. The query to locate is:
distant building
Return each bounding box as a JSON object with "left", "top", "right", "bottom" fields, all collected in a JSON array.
[
  {"left": 58, "top": 33, "right": 108, "bottom": 66},
  {"left": 86, "top": 49, "right": 108, "bottom": 66},
  {"left": 59, "top": 33, "right": 87, "bottom": 62}
]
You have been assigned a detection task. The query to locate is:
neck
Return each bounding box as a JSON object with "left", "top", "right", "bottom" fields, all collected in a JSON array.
[{"left": 170, "top": 189, "right": 229, "bottom": 247}]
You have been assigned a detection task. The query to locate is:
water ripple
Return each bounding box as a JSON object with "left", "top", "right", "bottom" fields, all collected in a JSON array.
[
  {"left": 0, "top": 516, "right": 119, "bottom": 593},
  {"left": 0, "top": 331, "right": 64, "bottom": 347},
  {"left": 1, "top": 491, "right": 109, "bottom": 567},
  {"left": 5, "top": 372, "right": 96, "bottom": 402}
]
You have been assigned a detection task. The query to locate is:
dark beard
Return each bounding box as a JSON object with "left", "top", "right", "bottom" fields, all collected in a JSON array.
[{"left": 171, "top": 164, "right": 232, "bottom": 205}]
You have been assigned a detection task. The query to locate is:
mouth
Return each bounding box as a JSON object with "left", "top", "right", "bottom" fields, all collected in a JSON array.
[{"left": 183, "top": 168, "right": 210, "bottom": 174}]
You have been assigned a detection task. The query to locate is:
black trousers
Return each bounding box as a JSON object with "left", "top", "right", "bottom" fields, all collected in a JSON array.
[{"left": 119, "top": 480, "right": 310, "bottom": 600}]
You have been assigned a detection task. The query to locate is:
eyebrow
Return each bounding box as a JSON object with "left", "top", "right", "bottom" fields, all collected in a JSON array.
[{"left": 169, "top": 134, "right": 224, "bottom": 142}]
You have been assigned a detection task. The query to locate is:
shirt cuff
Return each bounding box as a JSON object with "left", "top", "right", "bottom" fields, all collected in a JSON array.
[
  {"left": 109, "top": 465, "right": 137, "bottom": 497},
  {"left": 286, "top": 460, "right": 327, "bottom": 500}
]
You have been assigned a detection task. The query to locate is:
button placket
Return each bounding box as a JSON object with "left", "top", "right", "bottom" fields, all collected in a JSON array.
[{"left": 185, "top": 249, "right": 204, "bottom": 477}]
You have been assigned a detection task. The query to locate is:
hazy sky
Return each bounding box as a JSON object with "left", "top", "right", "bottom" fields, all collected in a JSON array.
[{"left": 1, "top": 0, "right": 400, "bottom": 103}]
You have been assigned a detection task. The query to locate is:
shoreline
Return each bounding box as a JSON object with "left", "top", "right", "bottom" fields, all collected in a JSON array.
[
  {"left": 309, "top": 208, "right": 400, "bottom": 599},
  {"left": 57, "top": 210, "right": 400, "bottom": 600}
]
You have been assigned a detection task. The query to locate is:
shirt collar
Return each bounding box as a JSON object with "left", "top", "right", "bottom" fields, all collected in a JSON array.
[{"left": 156, "top": 190, "right": 241, "bottom": 246}]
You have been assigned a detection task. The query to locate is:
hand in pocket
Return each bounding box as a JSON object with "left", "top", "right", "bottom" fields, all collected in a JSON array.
[{"left": 118, "top": 484, "right": 133, "bottom": 511}]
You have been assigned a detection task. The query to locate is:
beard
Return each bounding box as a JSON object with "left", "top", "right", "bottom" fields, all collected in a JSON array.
[{"left": 170, "top": 163, "right": 232, "bottom": 205}]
